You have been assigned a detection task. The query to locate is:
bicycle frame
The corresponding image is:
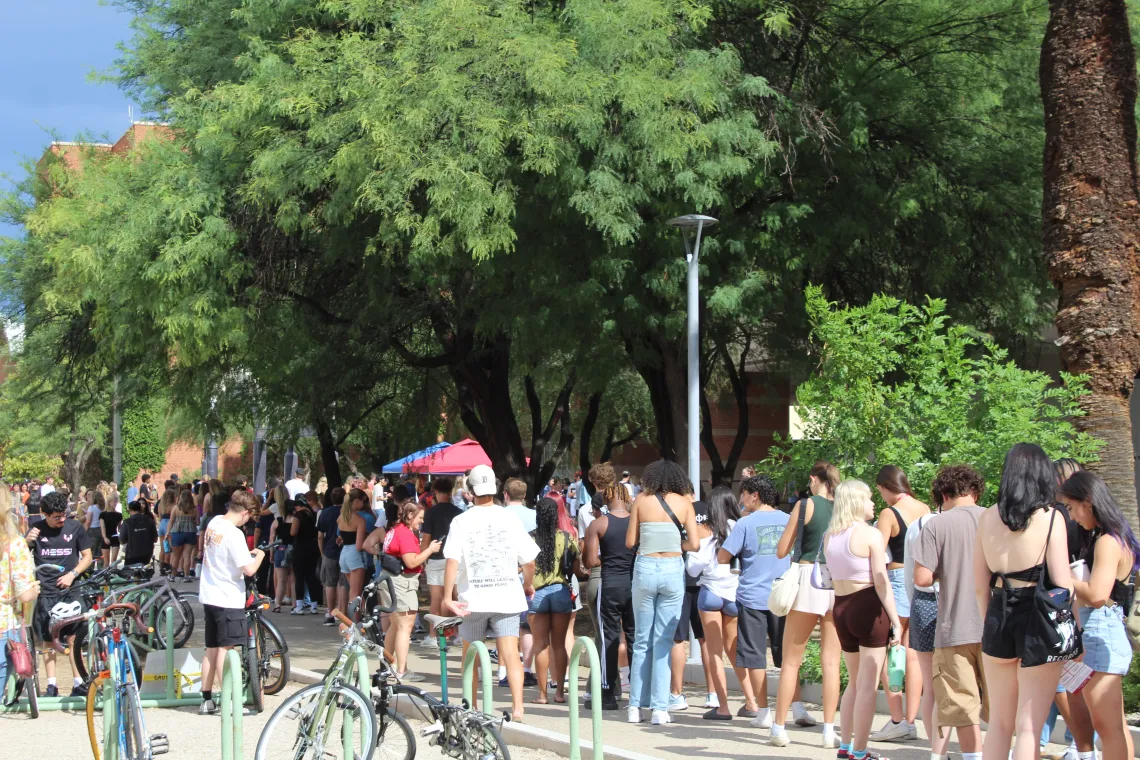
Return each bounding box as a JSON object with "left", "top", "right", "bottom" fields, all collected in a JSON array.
[{"left": 105, "top": 626, "right": 151, "bottom": 760}]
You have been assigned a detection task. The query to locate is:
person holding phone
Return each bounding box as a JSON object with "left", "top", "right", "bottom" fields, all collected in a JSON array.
[{"left": 420, "top": 477, "right": 463, "bottom": 645}]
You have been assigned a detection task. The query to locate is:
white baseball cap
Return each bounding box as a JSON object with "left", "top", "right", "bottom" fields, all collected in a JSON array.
[{"left": 467, "top": 464, "right": 497, "bottom": 496}]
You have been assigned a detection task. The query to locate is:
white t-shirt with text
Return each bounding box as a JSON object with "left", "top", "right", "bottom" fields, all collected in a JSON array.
[
  {"left": 443, "top": 505, "right": 539, "bottom": 615},
  {"left": 199, "top": 516, "right": 254, "bottom": 609}
]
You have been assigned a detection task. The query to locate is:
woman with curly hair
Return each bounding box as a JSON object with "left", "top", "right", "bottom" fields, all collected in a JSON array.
[
  {"left": 529, "top": 497, "right": 579, "bottom": 704},
  {"left": 624, "top": 459, "right": 700, "bottom": 725}
]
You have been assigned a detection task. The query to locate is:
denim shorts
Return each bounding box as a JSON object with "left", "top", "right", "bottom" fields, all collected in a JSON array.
[
  {"left": 697, "top": 586, "right": 740, "bottom": 617},
  {"left": 170, "top": 531, "right": 197, "bottom": 548},
  {"left": 889, "top": 567, "right": 910, "bottom": 618},
  {"left": 529, "top": 583, "right": 573, "bottom": 614},
  {"left": 339, "top": 545, "right": 366, "bottom": 574},
  {"left": 1081, "top": 604, "right": 1133, "bottom": 675},
  {"left": 273, "top": 545, "right": 291, "bottom": 569}
]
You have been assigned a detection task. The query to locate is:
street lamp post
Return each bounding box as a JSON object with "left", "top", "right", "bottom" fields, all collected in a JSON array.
[
  {"left": 668, "top": 213, "right": 717, "bottom": 670},
  {"left": 667, "top": 214, "right": 718, "bottom": 495}
]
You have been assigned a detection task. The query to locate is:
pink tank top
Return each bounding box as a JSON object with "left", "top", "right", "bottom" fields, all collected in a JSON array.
[{"left": 823, "top": 526, "right": 872, "bottom": 583}]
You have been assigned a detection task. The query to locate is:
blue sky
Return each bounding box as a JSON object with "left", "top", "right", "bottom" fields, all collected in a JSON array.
[{"left": 0, "top": 1, "right": 140, "bottom": 240}]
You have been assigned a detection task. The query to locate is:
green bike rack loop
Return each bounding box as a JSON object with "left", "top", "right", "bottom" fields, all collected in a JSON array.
[
  {"left": 461, "top": 640, "right": 494, "bottom": 713},
  {"left": 102, "top": 672, "right": 119, "bottom": 760},
  {"left": 343, "top": 646, "right": 371, "bottom": 757},
  {"left": 567, "top": 637, "right": 604, "bottom": 760},
  {"left": 219, "top": 649, "right": 244, "bottom": 760}
]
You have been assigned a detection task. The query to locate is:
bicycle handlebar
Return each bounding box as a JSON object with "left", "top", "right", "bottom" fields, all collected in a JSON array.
[
  {"left": 48, "top": 603, "right": 148, "bottom": 653},
  {"left": 361, "top": 573, "right": 398, "bottom": 616}
]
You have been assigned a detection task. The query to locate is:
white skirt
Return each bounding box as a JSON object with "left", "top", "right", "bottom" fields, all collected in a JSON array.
[{"left": 791, "top": 563, "right": 835, "bottom": 616}]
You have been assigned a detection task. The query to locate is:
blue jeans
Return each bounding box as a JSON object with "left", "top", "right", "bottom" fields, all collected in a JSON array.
[
  {"left": 0, "top": 629, "right": 15, "bottom": 689},
  {"left": 630, "top": 556, "right": 684, "bottom": 711}
]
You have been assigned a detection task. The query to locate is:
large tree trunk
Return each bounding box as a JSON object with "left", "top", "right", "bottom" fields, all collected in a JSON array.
[
  {"left": 627, "top": 335, "right": 687, "bottom": 462},
  {"left": 314, "top": 419, "right": 343, "bottom": 490},
  {"left": 1041, "top": 0, "right": 1140, "bottom": 528}
]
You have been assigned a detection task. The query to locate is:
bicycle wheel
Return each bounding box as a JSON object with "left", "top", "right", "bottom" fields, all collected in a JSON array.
[
  {"left": 23, "top": 673, "right": 39, "bottom": 719},
  {"left": 245, "top": 640, "right": 264, "bottom": 714},
  {"left": 375, "top": 705, "right": 416, "bottom": 760},
  {"left": 257, "top": 617, "right": 290, "bottom": 695},
  {"left": 256, "top": 682, "right": 377, "bottom": 760},
  {"left": 463, "top": 719, "right": 510, "bottom": 760},
  {"left": 121, "top": 681, "right": 151, "bottom": 760},
  {"left": 153, "top": 594, "right": 194, "bottom": 650},
  {"left": 87, "top": 673, "right": 109, "bottom": 760}
]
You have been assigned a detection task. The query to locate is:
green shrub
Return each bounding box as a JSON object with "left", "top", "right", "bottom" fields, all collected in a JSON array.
[
  {"left": 1124, "top": 652, "right": 1140, "bottom": 713},
  {"left": 0, "top": 451, "right": 62, "bottom": 482},
  {"left": 799, "top": 639, "right": 849, "bottom": 691}
]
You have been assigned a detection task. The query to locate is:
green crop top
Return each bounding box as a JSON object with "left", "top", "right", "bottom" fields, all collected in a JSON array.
[{"left": 795, "top": 495, "right": 834, "bottom": 563}]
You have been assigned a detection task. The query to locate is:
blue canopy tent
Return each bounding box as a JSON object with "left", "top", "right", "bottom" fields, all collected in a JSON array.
[{"left": 381, "top": 442, "right": 451, "bottom": 474}]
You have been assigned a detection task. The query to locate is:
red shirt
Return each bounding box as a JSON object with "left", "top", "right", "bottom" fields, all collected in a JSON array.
[{"left": 384, "top": 523, "right": 423, "bottom": 574}]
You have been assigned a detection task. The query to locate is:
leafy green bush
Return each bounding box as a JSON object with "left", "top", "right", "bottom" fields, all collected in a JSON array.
[
  {"left": 1123, "top": 652, "right": 1140, "bottom": 713},
  {"left": 764, "top": 287, "right": 1101, "bottom": 504},
  {"left": 1, "top": 451, "right": 62, "bottom": 482},
  {"left": 799, "top": 639, "right": 849, "bottom": 691},
  {"left": 121, "top": 399, "right": 167, "bottom": 489}
]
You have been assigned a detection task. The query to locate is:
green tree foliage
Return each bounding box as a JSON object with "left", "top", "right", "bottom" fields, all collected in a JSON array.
[
  {"left": 120, "top": 398, "right": 168, "bottom": 487},
  {"left": 764, "top": 287, "right": 1102, "bottom": 504},
  {"left": 0, "top": 451, "right": 61, "bottom": 482}
]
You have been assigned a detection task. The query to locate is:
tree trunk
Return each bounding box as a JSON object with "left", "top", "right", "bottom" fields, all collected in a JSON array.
[
  {"left": 627, "top": 335, "right": 687, "bottom": 462},
  {"left": 1040, "top": 0, "right": 1140, "bottom": 528},
  {"left": 699, "top": 341, "right": 751, "bottom": 488},
  {"left": 578, "top": 391, "right": 603, "bottom": 475},
  {"left": 314, "top": 419, "right": 343, "bottom": 489}
]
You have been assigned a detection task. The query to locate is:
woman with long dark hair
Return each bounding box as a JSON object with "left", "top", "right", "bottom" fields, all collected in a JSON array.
[
  {"left": 625, "top": 460, "right": 700, "bottom": 726},
  {"left": 268, "top": 486, "right": 295, "bottom": 612},
  {"left": 870, "top": 465, "right": 929, "bottom": 741},
  {"left": 529, "top": 497, "right": 579, "bottom": 704},
  {"left": 773, "top": 460, "right": 843, "bottom": 747},
  {"left": 974, "top": 444, "right": 1074, "bottom": 760},
  {"left": 685, "top": 485, "right": 744, "bottom": 720},
  {"left": 1058, "top": 471, "right": 1138, "bottom": 760}
]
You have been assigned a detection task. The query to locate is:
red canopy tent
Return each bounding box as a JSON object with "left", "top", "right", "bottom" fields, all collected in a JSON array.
[{"left": 402, "top": 438, "right": 492, "bottom": 475}]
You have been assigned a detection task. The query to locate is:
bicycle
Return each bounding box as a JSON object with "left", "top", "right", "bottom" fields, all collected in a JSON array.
[
  {"left": 254, "top": 575, "right": 398, "bottom": 760},
  {"left": 1, "top": 601, "right": 40, "bottom": 718},
  {"left": 55, "top": 602, "right": 169, "bottom": 760},
  {"left": 374, "top": 603, "right": 511, "bottom": 760},
  {"left": 244, "top": 542, "right": 290, "bottom": 712}
]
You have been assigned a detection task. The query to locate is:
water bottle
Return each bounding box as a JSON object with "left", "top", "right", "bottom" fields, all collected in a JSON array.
[{"left": 887, "top": 644, "right": 906, "bottom": 692}]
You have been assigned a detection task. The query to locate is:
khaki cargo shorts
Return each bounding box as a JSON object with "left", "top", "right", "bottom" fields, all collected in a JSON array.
[{"left": 932, "top": 642, "right": 988, "bottom": 729}]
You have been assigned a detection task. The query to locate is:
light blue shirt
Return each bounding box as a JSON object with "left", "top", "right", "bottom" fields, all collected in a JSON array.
[
  {"left": 721, "top": 509, "right": 791, "bottom": 610},
  {"left": 505, "top": 503, "right": 537, "bottom": 533},
  {"left": 126, "top": 486, "right": 139, "bottom": 503}
]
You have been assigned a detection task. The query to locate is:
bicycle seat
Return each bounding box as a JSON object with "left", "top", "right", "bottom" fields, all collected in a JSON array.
[
  {"left": 423, "top": 614, "right": 464, "bottom": 635},
  {"left": 119, "top": 563, "right": 154, "bottom": 579},
  {"left": 101, "top": 602, "right": 141, "bottom": 617}
]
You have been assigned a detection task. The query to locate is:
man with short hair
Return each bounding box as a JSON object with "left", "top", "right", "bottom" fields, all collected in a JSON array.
[
  {"left": 421, "top": 477, "right": 464, "bottom": 645},
  {"left": 912, "top": 465, "right": 988, "bottom": 760},
  {"left": 284, "top": 469, "right": 308, "bottom": 500},
  {"left": 444, "top": 464, "right": 539, "bottom": 722},
  {"left": 718, "top": 474, "right": 792, "bottom": 728},
  {"left": 137, "top": 473, "right": 157, "bottom": 510},
  {"left": 314, "top": 490, "right": 342, "bottom": 626},
  {"left": 503, "top": 478, "right": 536, "bottom": 533},
  {"left": 39, "top": 477, "right": 56, "bottom": 498},
  {"left": 26, "top": 491, "right": 91, "bottom": 696},
  {"left": 198, "top": 489, "right": 266, "bottom": 715},
  {"left": 121, "top": 500, "right": 159, "bottom": 565}
]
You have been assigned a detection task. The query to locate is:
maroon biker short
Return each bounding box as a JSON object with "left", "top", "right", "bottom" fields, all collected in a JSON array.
[{"left": 833, "top": 586, "right": 891, "bottom": 653}]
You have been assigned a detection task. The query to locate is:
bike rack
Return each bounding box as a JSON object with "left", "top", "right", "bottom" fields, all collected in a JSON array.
[
  {"left": 461, "top": 640, "right": 494, "bottom": 714},
  {"left": 343, "top": 646, "right": 371, "bottom": 757},
  {"left": 1, "top": 607, "right": 201, "bottom": 713},
  {"left": 101, "top": 670, "right": 120, "bottom": 760},
  {"left": 220, "top": 649, "right": 243, "bottom": 760},
  {"left": 567, "top": 637, "right": 604, "bottom": 760}
]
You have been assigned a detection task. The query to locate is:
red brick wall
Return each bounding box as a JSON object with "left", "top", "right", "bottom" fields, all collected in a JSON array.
[{"left": 131, "top": 437, "right": 249, "bottom": 487}]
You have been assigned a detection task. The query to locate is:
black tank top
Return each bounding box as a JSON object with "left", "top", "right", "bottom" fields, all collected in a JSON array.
[
  {"left": 1086, "top": 532, "right": 1134, "bottom": 608},
  {"left": 886, "top": 506, "right": 908, "bottom": 563},
  {"left": 599, "top": 513, "right": 636, "bottom": 585}
]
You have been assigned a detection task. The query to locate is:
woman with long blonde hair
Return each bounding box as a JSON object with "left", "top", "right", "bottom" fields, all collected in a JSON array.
[
  {"left": 337, "top": 488, "right": 369, "bottom": 606},
  {"left": 156, "top": 488, "right": 177, "bottom": 570},
  {"left": 0, "top": 484, "right": 39, "bottom": 689},
  {"left": 167, "top": 490, "right": 200, "bottom": 581},
  {"left": 824, "top": 480, "right": 901, "bottom": 760},
  {"left": 268, "top": 485, "right": 295, "bottom": 612}
]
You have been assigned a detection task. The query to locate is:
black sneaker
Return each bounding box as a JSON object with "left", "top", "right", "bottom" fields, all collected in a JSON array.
[
  {"left": 72, "top": 683, "right": 89, "bottom": 698},
  {"left": 601, "top": 697, "right": 621, "bottom": 711},
  {"left": 523, "top": 672, "right": 538, "bottom": 687},
  {"left": 45, "top": 684, "right": 59, "bottom": 698},
  {"left": 323, "top": 615, "right": 336, "bottom": 627}
]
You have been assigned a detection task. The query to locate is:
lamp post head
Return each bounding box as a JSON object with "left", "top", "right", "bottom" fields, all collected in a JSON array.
[{"left": 667, "top": 214, "right": 718, "bottom": 229}]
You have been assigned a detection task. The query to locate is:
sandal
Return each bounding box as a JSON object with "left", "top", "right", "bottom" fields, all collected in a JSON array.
[
  {"left": 702, "top": 708, "right": 732, "bottom": 720},
  {"left": 272, "top": 605, "right": 282, "bottom": 613}
]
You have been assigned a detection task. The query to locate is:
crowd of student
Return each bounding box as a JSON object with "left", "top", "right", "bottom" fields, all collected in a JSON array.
[{"left": 2, "top": 442, "right": 1138, "bottom": 760}]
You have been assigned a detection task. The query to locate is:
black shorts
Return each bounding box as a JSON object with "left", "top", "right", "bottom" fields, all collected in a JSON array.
[
  {"left": 982, "top": 585, "right": 1036, "bottom": 661},
  {"left": 673, "top": 587, "right": 705, "bottom": 643},
  {"left": 736, "top": 605, "right": 782, "bottom": 670},
  {"left": 203, "top": 604, "right": 247, "bottom": 648}
]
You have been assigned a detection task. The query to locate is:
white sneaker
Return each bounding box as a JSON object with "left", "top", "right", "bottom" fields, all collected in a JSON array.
[
  {"left": 750, "top": 709, "right": 772, "bottom": 729},
  {"left": 627, "top": 706, "right": 642, "bottom": 724},
  {"left": 769, "top": 727, "right": 791, "bottom": 747},
  {"left": 870, "top": 719, "right": 912, "bottom": 742},
  {"left": 667, "top": 693, "right": 688, "bottom": 712},
  {"left": 821, "top": 729, "right": 839, "bottom": 749},
  {"left": 792, "top": 702, "right": 817, "bottom": 727},
  {"left": 908, "top": 722, "right": 919, "bottom": 740},
  {"left": 704, "top": 692, "right": 719, "bottom": 708},
  {"left": 651, "top": 709, "right": 672, "bottom": 725},
  {"left": 1061, "top": 746, "right": 1080, "bottom": 760},
  {"left": 421, "top": 636, "right": 439, "bottom": 649}
]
